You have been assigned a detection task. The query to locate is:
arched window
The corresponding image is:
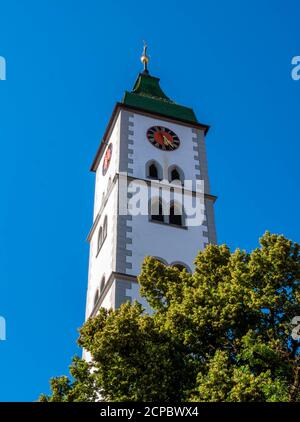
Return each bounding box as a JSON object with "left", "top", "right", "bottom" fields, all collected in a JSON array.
[
  {"left": 107, "top": 177, "right": 112, "bottom": 193},
  {"left": 97, "top": 217, "right": 108, "bottom": 254},
  {"left": 153, "top": 257, "right": 168, "bottom": 265},
  {"left": 168, "top": 165, "right": 184, "bottom": 184},
  {"left": 97, "top": 227, "right": 103, "bottom": 252},
  {"left": 94, "top": 289, "right": 99, "bottom": 306},
  {"left": 150, "top": 199, "right": 164, "bottom": 223},
  {"left": 171, "top": 168, "right": 180, "bottom": 181},
  {"left": 103, "top": 216, "right": 108, "bottom": 241},
  {"left": 146, "top": 160, "right": 163, "bottom": 180},
  {"left": 169, "top": 203, "right": 183, "bottom": 226},
  {"left": 171, "top": 262, "right": 191, "bottom": 273},
  {"left": 100, "top": 276, "right": 105, "bottom": 294},
  {"left": 149, "top": 163, "right": 158, "bottom": 179}
]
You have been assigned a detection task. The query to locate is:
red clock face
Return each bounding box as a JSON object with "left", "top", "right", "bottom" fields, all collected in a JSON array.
[
  {"left": 102, "top": 143, "right": 112, "bottom": 175},
  {"left": 147, "top": 126, "right": 180, "bottom": 151}
]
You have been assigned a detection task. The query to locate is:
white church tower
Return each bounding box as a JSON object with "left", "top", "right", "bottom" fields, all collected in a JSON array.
[{"left": 85, "top": 46, "right": 217, "bottom": 320}]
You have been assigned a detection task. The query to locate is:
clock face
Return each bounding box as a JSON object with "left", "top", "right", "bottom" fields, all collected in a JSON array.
[
  {"left": 102, "top": 143, "right": 112, "bottom": 176},
  {"left": 146, "top": 126, "right": 180, "bottom": 151}
]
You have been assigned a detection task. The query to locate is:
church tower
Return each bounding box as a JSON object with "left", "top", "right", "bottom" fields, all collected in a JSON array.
[{"left": 85, "top": 47, "right": 217, "bottom": 320}]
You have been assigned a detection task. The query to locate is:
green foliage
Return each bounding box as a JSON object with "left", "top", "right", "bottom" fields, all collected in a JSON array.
[
  {"left": 40, "top": 232, "right": 300, "bottom": 402},
  {"left": 39, "top": 357, "right": 97, "bottom": 402}
]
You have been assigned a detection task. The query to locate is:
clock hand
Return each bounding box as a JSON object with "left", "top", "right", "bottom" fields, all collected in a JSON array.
[{"left": 162, "top": 135, "right": 174, "bottom": 148}]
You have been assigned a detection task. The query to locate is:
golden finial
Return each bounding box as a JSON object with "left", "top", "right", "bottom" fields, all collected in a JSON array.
[{"left": 141, "top": 41, "right": 149, "bottom": 74}]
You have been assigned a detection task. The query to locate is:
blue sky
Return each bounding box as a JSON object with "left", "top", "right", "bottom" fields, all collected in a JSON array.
[{"left": 0, "top": 0, "right": 299, "bottom": 401}]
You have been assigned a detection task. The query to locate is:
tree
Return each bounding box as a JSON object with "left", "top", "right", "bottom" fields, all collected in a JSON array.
[{"left": 40, "top": 232, "right": 300, "bottom": 402}]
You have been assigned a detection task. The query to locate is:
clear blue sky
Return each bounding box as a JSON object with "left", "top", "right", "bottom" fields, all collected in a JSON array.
[{"left": 0, "top": 0, "right": 299, "bottom": 401}]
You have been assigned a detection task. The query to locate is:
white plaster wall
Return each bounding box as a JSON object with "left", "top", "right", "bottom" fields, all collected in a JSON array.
[
  {"left": 86, "top": 112, "right": 122, "bottom": 318},
  {"left": 127, "top": 213, "right": 207, "bottom": 276},
  {"left": 86, "top": 183, "right": 118, "bottom": 316},
  {"left": 130, "top": 113, "right": 203, "bottom": 184},
  {"left": 93, "top": 113, "right": 121, "bottom": 219},
  {"left": 125, "top": 112, "right": 208, "bottom": 276},
  {"left": 85, "top": 108, "right": 210, "bottom": 320}
]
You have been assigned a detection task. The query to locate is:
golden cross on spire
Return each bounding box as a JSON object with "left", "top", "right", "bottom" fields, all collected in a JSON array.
[{"left": 140, "top": 41, "right": 149, "bottom": 74}]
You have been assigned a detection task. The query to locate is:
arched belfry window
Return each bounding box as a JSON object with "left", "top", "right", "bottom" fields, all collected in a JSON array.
[
  {"left": 146, "top": 160, "right": 163, "bottom": 180},
  {"left": 94, "top": 289, "right": 99, "bottom": 306},
  {"left": 149, "top": 163, "right": 158, "bottom": 179},
  {"left": 97, "top": 227, "right": 103, "bottom": 252},
  {"left": 107, "top": 177, "right": 112, "bottom": 193},
  {"left": 168, "top": 165, "right": 184, "bottom": 184},
  {"left": 171, "top": 168, "right": 180, "bottom": 181},
  {"left": 100, "top": 276, "right": 106, "bottom": 294},
  {"left": 150, "top": 198, "right": 164, "bottom": 223},
  {"left": 169, "top": 202, "right": 183, "bottom": 226},
  {"left": 97, "top": 216, "right": 108, "bottom": 255},
  {"left": 171, "top": 262, "right": 191, "bottom": 273},
  {"left": 103, "top": 216, "right": 108, "bottom": 241},
  {"left": 152, "top": 257, "right": 168, "bottom": 266}
]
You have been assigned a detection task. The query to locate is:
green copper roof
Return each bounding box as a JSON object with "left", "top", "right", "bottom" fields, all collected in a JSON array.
[{"left": 121, "top": 72, "right": 198, "bottom": 124}]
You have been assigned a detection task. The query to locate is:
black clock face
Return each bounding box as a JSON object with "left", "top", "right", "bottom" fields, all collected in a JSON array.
[{"left": 146, "top": 126, "right": 180, "bottom": 151}]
